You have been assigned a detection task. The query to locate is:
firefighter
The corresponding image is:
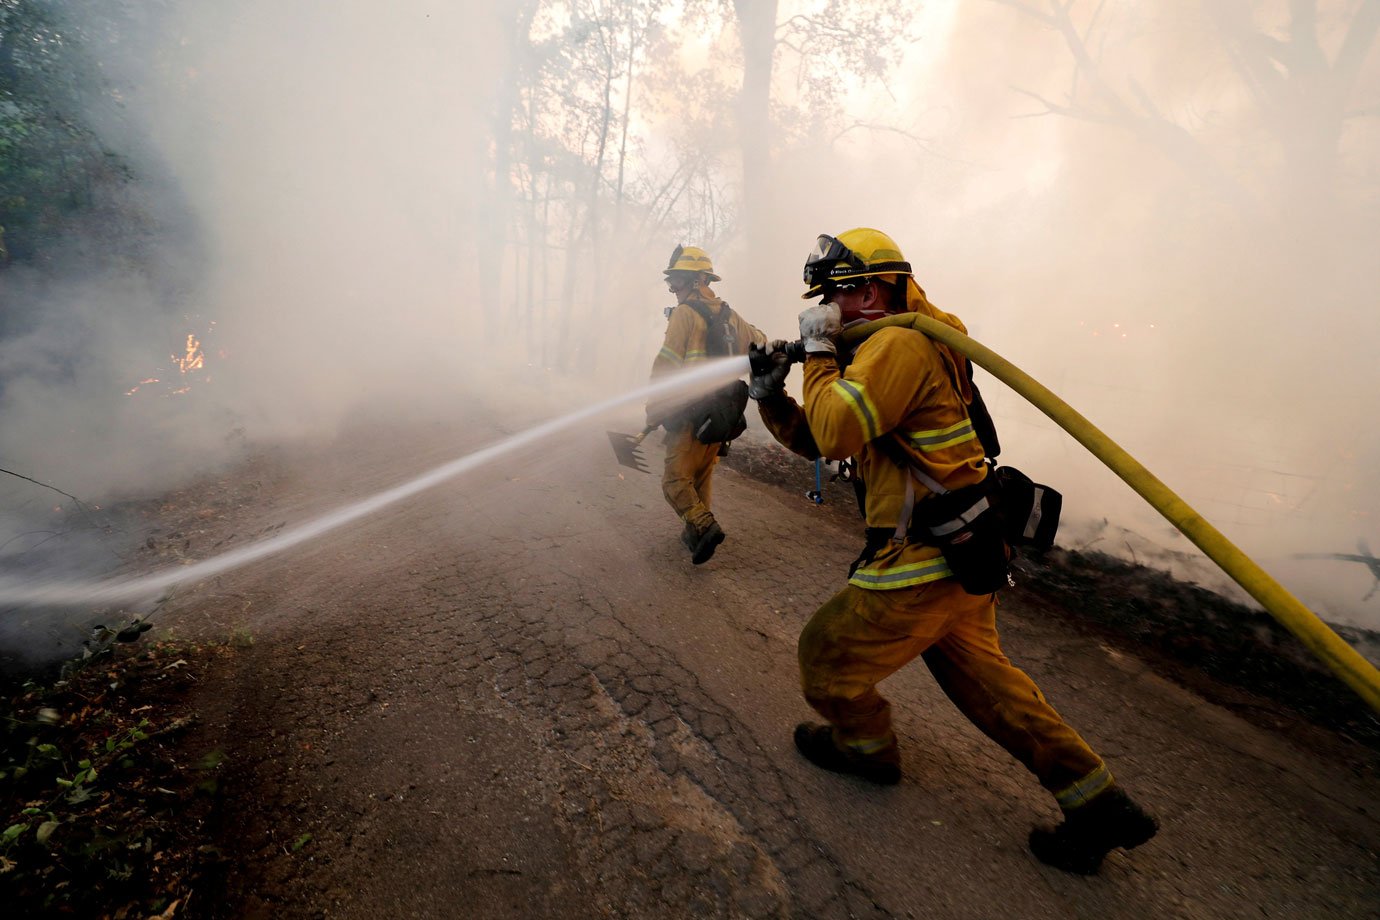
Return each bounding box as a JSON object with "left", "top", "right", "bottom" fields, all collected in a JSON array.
[
  {"left": 747, "top": 228, "right": 1157, "bottom": 874},
  {"left": 647, "top": 245, "right": 767, "bottom": 564}
]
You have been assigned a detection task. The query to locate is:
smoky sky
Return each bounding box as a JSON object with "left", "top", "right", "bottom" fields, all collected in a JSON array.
[{"left": 1, "top": 0, "right": 1377, "bottom": 630}]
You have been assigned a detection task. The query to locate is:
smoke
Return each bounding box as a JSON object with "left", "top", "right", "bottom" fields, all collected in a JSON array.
[
  {"left": 0, "top": 1, "right": 520, "bottom": 656},
  {"left": 1, "top": 0, "right": 1377, "bottom": 640}
]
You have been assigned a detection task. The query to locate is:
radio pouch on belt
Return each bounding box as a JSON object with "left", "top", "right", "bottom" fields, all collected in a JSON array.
[
  {"left": 874, "top": 436, "right": 1011, "bottom": 595},
  {"left": 908, "top": 470, "right": 1012, "bottom": 595},
  {"left": 877, "top": 437, "right": 1063, "bottom": 595}
]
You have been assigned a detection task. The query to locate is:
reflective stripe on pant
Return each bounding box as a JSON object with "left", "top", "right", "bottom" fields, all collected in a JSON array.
[
  {"left": 797, "top": 578, "right": 1106, "bottom": 800},
  {"left": 662, "top": 424, "right": 720, "bottom": 530}
]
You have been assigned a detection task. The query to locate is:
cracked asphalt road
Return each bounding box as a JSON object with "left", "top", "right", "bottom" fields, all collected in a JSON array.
[{"left": 159, "top": 415, "right": 1379, "bottom": 919}]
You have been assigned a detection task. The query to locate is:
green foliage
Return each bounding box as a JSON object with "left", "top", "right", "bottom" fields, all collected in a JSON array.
[
  {"left": 0, "top": 640, "right": 220, "bottom": 914},
  {"left": 0, "top": 0, "right": 132, "bottom": 266}
]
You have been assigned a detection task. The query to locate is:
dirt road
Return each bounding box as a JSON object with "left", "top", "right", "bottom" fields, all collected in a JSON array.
[{"left": 154, "top": 415, "right": 1379, "bottom": 919}]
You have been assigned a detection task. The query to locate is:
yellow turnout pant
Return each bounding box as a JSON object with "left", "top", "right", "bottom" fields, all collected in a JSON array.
[
  {"left": 661, "top": 424, "right": 720, "bottom": 530},
  {"left": 798, "top": 578, "right": 1111, "bottom": 806}
]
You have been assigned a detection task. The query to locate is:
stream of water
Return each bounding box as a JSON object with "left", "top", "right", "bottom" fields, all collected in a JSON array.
[{"left": 0, "top": 357, "right": 751, "bottom": 608}]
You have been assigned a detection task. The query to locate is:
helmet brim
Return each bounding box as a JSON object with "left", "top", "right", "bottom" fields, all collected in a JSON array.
[{"left": 664, "top": 270, "right": 721, "bottom": 282}]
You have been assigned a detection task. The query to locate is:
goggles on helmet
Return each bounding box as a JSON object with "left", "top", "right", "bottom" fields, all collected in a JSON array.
[{"left": 803, "top": 235, "right": 868, "bottom": 288}]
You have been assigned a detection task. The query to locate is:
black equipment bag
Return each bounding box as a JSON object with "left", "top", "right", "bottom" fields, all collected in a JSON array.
[
  {"left": 991, "top": 464, "right": 1061, "bottom": 551},
  {"left": 909, "top": 476, "right": 1012, "bottom": 595},
  {"left": 691, "top": 380, "right": 749, "bottom": 443},
  {"left": 682, "top": 300, "right": 749, "bottom": 444}
]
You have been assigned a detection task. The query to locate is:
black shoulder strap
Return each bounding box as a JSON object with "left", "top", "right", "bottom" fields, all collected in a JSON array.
[
  {"left": 686, "top": 300, "right": 738, "bottom": 357},
  {"left": 964, "top": 359, "right": 1001, "bottom": 459},
  {"left": 685, "top": 300, "right": 734, "bottom": 328},
  {"left": 684, "top": 299, "right": 713, "bottom": 325}
]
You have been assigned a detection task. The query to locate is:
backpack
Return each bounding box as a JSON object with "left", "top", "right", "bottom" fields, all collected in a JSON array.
[{"left": 678, "top": 301, "right": 750, "bottom": 444}]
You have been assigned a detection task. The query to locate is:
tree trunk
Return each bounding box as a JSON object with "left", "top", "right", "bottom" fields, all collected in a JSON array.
[
  {"left": 478, "top": 1, "right": 540, "bottom": 341},
  {"left": 732, "top": 0, "right": 778, "bottom": 254}
]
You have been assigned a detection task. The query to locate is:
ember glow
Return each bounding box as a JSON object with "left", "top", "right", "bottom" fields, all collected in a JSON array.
[{"left": 124, "top": 377, "right": 160, "bottom": 397}]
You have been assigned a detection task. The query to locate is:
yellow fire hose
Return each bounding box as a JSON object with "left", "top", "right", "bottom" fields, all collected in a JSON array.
[{"left": 840, "top": 313, "right": 1380, "bottom": 715}]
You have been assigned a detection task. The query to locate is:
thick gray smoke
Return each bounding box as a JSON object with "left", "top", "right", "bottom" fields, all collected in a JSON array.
[{"left": 1, "top": 1, "right": 1377, "bottom": 640}]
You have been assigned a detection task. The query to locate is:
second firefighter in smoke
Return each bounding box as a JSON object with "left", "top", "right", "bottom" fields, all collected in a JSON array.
[{"left": 646, "top": 245, "right": 767, "bottom": 564}]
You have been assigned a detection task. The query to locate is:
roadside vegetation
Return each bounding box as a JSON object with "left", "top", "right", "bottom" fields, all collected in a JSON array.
[{"left": 0, "top": 636, "right": 227, "bottom": 917}]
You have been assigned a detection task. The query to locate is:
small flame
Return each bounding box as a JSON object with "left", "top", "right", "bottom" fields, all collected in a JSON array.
[
  {"left": 127, "top": 327, "right": 215, "bottom": 397},
  {"left": 174, "top": 334, "right": 205, "bottom": 373}
]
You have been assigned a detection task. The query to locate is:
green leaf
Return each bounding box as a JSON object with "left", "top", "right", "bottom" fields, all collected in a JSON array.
[
  {"left": 2, "top": 823, "right": 27, "bottom": 843},
  {"left": 291, "top": 833, "right": 312, "bottom": 852},
  {"left": 36, "top": 821, "right": 59, "bottom": 846},
  {"left": 196, "top": 750, "right": 225, "bottom": 771}
]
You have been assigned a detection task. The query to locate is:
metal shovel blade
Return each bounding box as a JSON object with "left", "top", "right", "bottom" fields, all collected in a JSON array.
[{"left": 608, "top": 428, "right": 652, "bottom": 473}]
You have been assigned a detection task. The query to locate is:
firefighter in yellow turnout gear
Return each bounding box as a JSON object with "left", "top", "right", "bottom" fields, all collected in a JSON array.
[
  {"left": 748, "top": 228, "right": 1157, "bottom": 874},
  {"left": 647, "top": 246, "right": 767, "bottom": 564}
]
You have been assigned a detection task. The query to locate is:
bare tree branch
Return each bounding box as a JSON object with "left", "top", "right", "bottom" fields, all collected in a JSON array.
[
  {"left": 987, "top": 0, "right": 1057, "bottom": 26},
  {"left": 996, "top": 0, "right": 1260, "bottom": 216}
]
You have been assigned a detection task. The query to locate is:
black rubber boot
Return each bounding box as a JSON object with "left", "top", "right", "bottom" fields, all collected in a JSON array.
[
  {"left": 793, "top": 723, "right": 901, "bottom": 785},
  {"left": 1029, "top": 787, "right": 1158, "bottom": 874},
  {"left": 690, "top": 521, "right": 725, "bottom": 565}
]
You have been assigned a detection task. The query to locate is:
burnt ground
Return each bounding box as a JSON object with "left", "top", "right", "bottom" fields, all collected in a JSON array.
[{"left": 3, "top": 416, "right": 1379, "bottom": 918}]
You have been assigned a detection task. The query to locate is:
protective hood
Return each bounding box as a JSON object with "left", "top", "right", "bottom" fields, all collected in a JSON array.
[{"left": 903, "top": 277, "right": 973, "bottom": 404}]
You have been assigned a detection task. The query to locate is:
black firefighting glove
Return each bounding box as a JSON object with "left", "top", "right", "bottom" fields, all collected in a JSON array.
[{"left": 747, "top": 340, "right": 793, "bottom": 400}]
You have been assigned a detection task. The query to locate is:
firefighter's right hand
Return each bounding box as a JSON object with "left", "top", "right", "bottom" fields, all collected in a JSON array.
[
  {"left": 747, "top": 341, "right": 792, "bottom": 400},
  {"left": 799, "top": 303, "right": 841, "bottom": 355}
]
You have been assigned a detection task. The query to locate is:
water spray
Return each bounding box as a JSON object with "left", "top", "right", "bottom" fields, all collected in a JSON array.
[{"left": 0, "top": 357, "right": 750, "bottom": 609}]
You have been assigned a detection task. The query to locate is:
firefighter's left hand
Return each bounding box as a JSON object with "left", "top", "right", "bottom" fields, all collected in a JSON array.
[
  {"left": 799, "top": 303, "right": 841, "bottom": 355},
  {"left": 747, "top": 341, "right": 792, "bottom": 400}
]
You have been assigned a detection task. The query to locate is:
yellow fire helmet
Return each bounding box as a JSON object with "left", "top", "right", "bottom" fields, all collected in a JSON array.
[
  {"left": 664, "top": 244, "right": 721, "bottom": 282},
  {"left": 801, "top": 227, "right": 912, "bottom": 299}
]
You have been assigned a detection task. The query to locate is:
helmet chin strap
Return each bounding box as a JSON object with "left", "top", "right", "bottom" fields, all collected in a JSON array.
[{"left": 842, "top": 307, "right": 891, "bottom": 326}]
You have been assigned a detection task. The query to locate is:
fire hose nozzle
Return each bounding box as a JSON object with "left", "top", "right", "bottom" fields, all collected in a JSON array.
[{"left": 748, "top": 340, "right": 808, "bottom": 377}]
